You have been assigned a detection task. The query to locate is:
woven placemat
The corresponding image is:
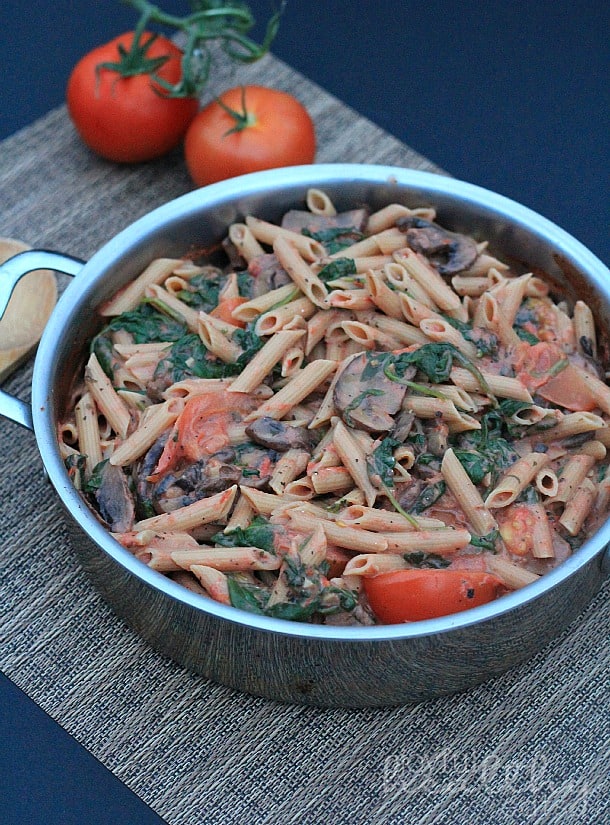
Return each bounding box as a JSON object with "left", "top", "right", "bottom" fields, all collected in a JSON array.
[{"left": 0, "top": 53, "right": 608, "bottom": 825}]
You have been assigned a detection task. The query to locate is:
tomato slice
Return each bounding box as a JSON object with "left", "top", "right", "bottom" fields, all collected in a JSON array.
[
  {"left": 152, "top": 392, "right": 257, "bottom": 478},
  {"left": 515, "top": 342, "right": 567, "bottom": 392},
  {"left": 210, "top": 296, "right": 248, "bottom": 328},
  {"left": 363, "top": 568, "right": 506, "bottom": 623},
  {"left": 535, "top": 363, "right": 597, "bottom": 411}
]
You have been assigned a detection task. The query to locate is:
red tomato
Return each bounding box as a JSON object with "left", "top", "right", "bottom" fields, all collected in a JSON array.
[
  {"left": 184, "top": 85, "right": 316, "bottom": 186},
  {"left": 66, "top": 32, "right": 199, "bottom": 163},
  {"left": 153, "top": 392, "right": 258, "bottom": 478},
  {"left": 515, "top": 341, "right": 567, "bottom": 392},
  {"left": 536, "top": 363, "right": 597, "bottom": 411},
  {"left": 363, "top": 569, "right": 505, "bottom": 623},
  {"left": 210, "top": 296, "right": 249, "bottom": 327}
]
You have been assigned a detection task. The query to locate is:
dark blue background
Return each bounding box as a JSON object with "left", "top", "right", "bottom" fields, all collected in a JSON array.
[
  {"left": 2, "top": 1, "right": 608, "bottom": 263},
  {"left": 1, "top": 2, "right": 608, "bottom": 823}
]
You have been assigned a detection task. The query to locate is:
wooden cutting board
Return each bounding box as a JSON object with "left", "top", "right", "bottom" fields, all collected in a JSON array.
[{"left": 0, "top": 237, "right": 57, "bottom": 382}]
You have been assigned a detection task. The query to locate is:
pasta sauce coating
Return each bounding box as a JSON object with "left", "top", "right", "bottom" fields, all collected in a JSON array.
[{"left": 60, "top": 192, "right": 610, "bottom": 625}]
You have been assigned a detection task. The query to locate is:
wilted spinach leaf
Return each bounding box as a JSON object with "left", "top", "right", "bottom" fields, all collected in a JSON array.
[
  {"left": 212, "top": 515, "right": 276, "bottom": 553},
  {"left": 175, "top": 272, "right": 222, "bottom": 312},
  {"left": 316, "top": 257, "right": 357, "bottom": 284},
  {"left": 367, "top": 436, "right": 399, "bottom": 488},
  {"left": 403, "top": 551, "right": 451, "bottom": 569},
  {"left": 409, "top": 480, "right": 446, "bottom": 514}
]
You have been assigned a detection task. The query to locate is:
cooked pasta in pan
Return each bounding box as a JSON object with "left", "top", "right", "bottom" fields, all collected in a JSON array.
[{"left": 60, "top": 190, "right": 610, "bottom": 625}]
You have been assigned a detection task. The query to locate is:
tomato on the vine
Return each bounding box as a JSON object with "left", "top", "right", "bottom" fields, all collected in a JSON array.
[
  {"left": 184, "top": 85, "right": 316, "bottom": 186},
  {"left": 363, "top": 568, "right": 506, "bottom": 623},
  {"left": 66, "top": 32, "right": 199, "bottom": 163}
]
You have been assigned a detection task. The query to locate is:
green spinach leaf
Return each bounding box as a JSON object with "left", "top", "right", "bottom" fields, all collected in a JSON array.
[{"left": 212, "top": 515, "right": 276, "bottom": 553}]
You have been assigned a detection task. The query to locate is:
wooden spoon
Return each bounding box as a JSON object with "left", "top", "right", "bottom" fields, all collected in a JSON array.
[{"left": 0, "top": 237, "right": 57, "bottom": 382}]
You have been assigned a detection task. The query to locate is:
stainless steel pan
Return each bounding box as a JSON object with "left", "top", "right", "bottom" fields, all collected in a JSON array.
[{"left": 1, "top": 164, "right": 608, "bottom": 706}]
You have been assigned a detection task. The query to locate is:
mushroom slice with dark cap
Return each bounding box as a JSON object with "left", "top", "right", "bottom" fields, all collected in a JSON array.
[
  {"left": 397, "top": 216, "right": 478, "bottom": 275},
  {"left": 333, "top": 351, "right": 415, "bottom": 432},
  {"left": 93, "top": 461, "right": 135, "bottom": 533},
  {"left": 152, "top": 450, "right": 243, "bottom": 513},
  {"left": 245, "top": 417, "right": 318, "bottom": 453}
]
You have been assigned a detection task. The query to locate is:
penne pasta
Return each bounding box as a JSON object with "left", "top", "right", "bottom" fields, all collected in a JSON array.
[{"left": 62, "top": 187, "right": 610, "bottom": 626}]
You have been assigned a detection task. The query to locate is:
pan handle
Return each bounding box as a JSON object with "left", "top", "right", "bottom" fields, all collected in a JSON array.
[
  {"left": 0, "top": 249, "right": 84, "bottom": 318},
  {"left": 0, "top": 249, "right": 85, "bottom": 430}
]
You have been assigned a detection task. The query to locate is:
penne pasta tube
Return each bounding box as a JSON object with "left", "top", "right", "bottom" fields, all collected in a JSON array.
[
  {"left": 485, "top": 452, "right": 550, "bottom": 508},
  {"left": 172, "top": 545, "right": 281, "bottom": 572},
  {"left": 550, "top": 453, "right": 596, "bottom": 503},
  {"left": 145, "top": 283, "right": 200, "bottom": 331},
  {"left": 489, "top": 272, "right": 532, "bottom": 326},
  {"left": 529, "top": 503, "right": 555, "bottom": 559},
  {"left": 228, "top": 222, "right": 265, "bottom": 262},
  {"left": 254, "top": 296, "right": 316, "bottom": 335},
  {"left": 450, "top": 368, "right": 533, "bottom": 403},
  {"left": 269, "top": 448, "right": 310, "bottom": 495},
  {"left": 535, "top": 412, "right": 606, "bottom": 442},
  {"left": 245, "top": 359, "right": 337, "bottom": 421},
  {"left": 305, "top": 309, "right": 343, "bottom": 354},
  {"left": 310, "top": 466, "right": 353, "bottom": 495},
  {"left": 273, "top": 236, "right": 330, "bottom": 308},
  {"left": 227, "top": 329, "right": 305, "bottom": 393},
  {"left": 396, "top": 248, "right": 464, "bottom": 315},
  {"left": 306, "top": 188, "right": 336, "bottom": 216},
  {"left": 486, "top": 556, "right": 541, "bottom": 589},
  {"left": 332, "top": 418, "right": 378, "bottom": 508},
  {"left": 419, "top": 317, "right": 478, "bottom": 359},
  {"left": 364, "top": 269, "right": 404, "bottom": 319},
  {"left": 337, "top": 504, "right": 445, "bottom": 532},
  {"left": 450, "top": 275, "right": 490, "bottom": 297},
  {"left": 366, "top": 203, "right": 435, "bottom": 234},
  {"left": 163, "top": 377, "right": 236, "bottom": 399},
  {"left": 224, "top": 494, "right": 254, "bottom": 533},
  {"left": 559, "top": 478, "right": 597, "bottom": 536},
  {"left": 328, "top": 289, "right": 375, "bottom": 311},
  {"left": 343, "top": 553, "right": 410, "bottom": 576},
  {"left": 109, "top": 398, "right": 185, "bottom": 466},
  {"left": 100, "top": 258, "right": 182, "bottom": 315},
  {"left": 382, "top": 528, "right": 471, "bottom": 554},
  {"left": 340, "top": 320, "right": 400, "bottom": 350},
  {"left": 134, "top": 486, "right": 238, "bottom": 533},
  {"left": 361, "top": 311, "right": 428, "bottom": 347},
  {"left": 189, "top": 565, "right": 231, "bottom": 604},
  {"left": 573, "top": 300, "right": 597, "bottom": 358},
  {"left": 232, "top": 283, "right": 300, "bottom": 323},
  {"left": 402, "top": 396, "right": 481, "bottom": 433},
  {"left": 75, "top": 391, "right": 103, "bottom": 478},
  {"left": 85, "top": 352, "right": 131, "bottom": 438},
  {"left": 245, "top": 215, "right": 325, "bottom": 260},
  {"left": 473, "top": 292, "right": 522, "bottom": 348},
  {"left": 287, "top": 508, "right": 388, "bottom": 553},
  {"left": 535, "top": 467, "right": 558, "bottom": 498},
  {"left": 441, "top": 448, "right": 497, "bottom": 535},
  {"left": 197, "top": 314, "right": 242, "bottom": 363},
  {"left": 576, "top": 440, "right": 607, "bottom": 460}
]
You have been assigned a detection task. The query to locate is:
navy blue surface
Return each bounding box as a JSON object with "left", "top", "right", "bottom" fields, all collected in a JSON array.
[
  {"left": 1, "top": 1, "right": 608, "bottom": 263},
  {"left": 0, "top": 673, "right": 167, "bottom": 825},
  {"left": 0, "top": 2, "right": 608, "bottom": 823}
]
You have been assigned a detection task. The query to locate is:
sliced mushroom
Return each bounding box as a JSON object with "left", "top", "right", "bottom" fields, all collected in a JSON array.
[
  {"left": 245, "top": 417, "right": 317, "bottom": 452},
  {"left": 397, "top": 216, "right": 478, "bottom": 275},
  {"left": 333, "top": 351, "right": 415, "bottom": 432},
  {"left": 248, "top": 253, "right": 292, "bottom": 296},
  {"left": 94, "top": 462, "right": 135, "bottom": 533},
  {"left": 152, "top": 451, "right": 243, "bottom": 513},
  {"left": 281, "top": 208, "right": 368, "bottom": 234}
]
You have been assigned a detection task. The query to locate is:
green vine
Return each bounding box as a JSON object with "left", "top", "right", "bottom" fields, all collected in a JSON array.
[{"left": 108, "top": 0, "right": 285, "bottom": 97}]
